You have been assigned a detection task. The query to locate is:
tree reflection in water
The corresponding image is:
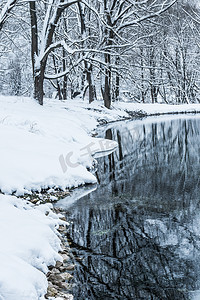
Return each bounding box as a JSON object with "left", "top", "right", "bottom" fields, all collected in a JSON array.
[{"left": 65, "top": 116, "right": 200, "bottom": 300}]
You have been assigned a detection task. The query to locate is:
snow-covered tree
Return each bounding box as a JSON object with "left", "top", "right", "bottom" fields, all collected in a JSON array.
[
  {"left": 29, "top": 0, "right": 82, "bottom": 105},
  {"left": 0, "top": 0, "right": 18, "bottom": 31}
]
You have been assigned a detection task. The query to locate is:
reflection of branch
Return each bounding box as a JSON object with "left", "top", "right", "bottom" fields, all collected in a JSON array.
[
  {"left": 71, "top": 250, "right": 123, "bottom": 299},
  {"left": 67, "top": 232, "right": 118, "bottom": 260}
]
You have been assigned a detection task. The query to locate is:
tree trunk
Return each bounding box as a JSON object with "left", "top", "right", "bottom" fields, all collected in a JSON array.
[
  {"left": 34, "top": 71, "right": 44, "bottom": 105},
  {"left": 104, "top": 70, "right": 111, "bottom": 109},
  {"left": 29, "top": 1, "right": 38, "bottom": 76},
  {"left": 140, "top": 47, "right": 145, "bottom": 103},
  {"left": 29, "top": 1, "right": 45, "bottom": 105},
  {"left": 33, "top": 62, "right": 46, "bottom": 105},
  {"left": 86, "top": 67, "right": 96, "bottom": 103},
  {"left": 62, "top": 49, "right": 67, "bottom": 100},
  {"left": 115, "top": 57, "right": 120, "bottom": 101},
  {"left": 103, "top": 36, "right": 112, "bottom": 108},
  {"left": 151, "top": 85, "right": 158, "bottom": 104},
  {"left": 102, "top": 0, "right": 112, "bottom": 109},
  {"left": 78, "top": 2, "right": 96, "bottom": 104}
]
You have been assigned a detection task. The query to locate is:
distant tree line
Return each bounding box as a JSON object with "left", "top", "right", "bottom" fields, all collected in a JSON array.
[{"left": 0, "top": 0, "right": 200, "bottom": 107}]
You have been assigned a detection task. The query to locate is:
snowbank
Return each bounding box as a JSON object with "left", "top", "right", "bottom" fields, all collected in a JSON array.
[
  {"left": 47, "top": 98, "right": 200, "bottom": 123},
  {"left": 0, "top": 96, "right": 117, "bottom": 194},
  {"left": 0, "top": 194, "right": 64, "bottom": 300},
  {"left": 115, "top": 102, "right": 200, "bottom": 116}
]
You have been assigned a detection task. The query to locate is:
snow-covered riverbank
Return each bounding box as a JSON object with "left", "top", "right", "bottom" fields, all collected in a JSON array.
[
  {"left": 2, "top": 96, "right": 199, "bottom": 195},
  {"left": 0, "top": 95, "right": 200, "bottom": 300},
  {"left": 0, "top": 194, "right": 64, "bottom": 300},
  {"left": 0, "top": 96, "right": 119, "bottom": 194}
]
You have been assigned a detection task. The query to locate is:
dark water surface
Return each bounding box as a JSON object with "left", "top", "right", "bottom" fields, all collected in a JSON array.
[{"left": 63, "top": 116, "right": 200, "bottom": 300}]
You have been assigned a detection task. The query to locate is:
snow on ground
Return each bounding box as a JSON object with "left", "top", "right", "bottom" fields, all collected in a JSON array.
[
  {"left": 0, "top": 194, "right": 64, "bottom": 300},
  {"left": 115, "top": 102, "right": 200, "bottom": 116},
  {"left": 0, "top": 96, "right": 118, "bottom": 194},
  {"left": 52, "top": 97, "right": 200, "bottom": 123},
  {"left": 0, "top": 95, "right": 200, "bottom": 300}
]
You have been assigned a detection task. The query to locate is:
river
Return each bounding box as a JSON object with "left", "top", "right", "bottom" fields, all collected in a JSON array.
[{"left": 56, "top": 115, "right": 200, "bottom": 300}]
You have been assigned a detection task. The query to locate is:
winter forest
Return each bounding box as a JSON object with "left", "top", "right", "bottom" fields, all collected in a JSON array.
[
  {"left": 1, "top": 0, "right": 200, "bottom": 108},
  {"left": 1, "top": 1, "right": 200, "bottom": 300}
]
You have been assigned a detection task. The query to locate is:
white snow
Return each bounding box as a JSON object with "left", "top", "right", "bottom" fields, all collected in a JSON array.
[
  {"left": 0, "top": 194, "right": 64, "bottom": 300},
  {"left": 0, "top": 94, "right": 200, "bottom": 300},
  {"left": 0, "top": 96, "right": 117, "bottom": 194},
  {"left": 46, "top": 97, "right": 200, "bottom": 123},
  {"left": 0, "top": 0, "right": 16, "bottom": 26},
  {"left": 115, "top": 102, "right": 200, "bottom": 116}
]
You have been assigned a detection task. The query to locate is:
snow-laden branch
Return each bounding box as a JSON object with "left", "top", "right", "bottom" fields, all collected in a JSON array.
[
  {"left": 44, "top": 53, "right": 88, "bottom": 79},
  {"left": 113, "top": 4, "right": 133, "bottom": 26},
  {"left": 33, "top": 0, "right": 83, "bottom": 69},
  {"left": 0, "top": 0, "right": 17, "bottom": 30},
  {"left": 39, "top": 38, "right": 122, "bottom": 65},
  {"left": 58, "top": 0, "right": 81, "bottom": 9},
  {"left": 117, "top": 0, "right": 177, "bottom": 31},
  {"left": 38, "top": 40, "right": 75, "bottom": 65},
  {"left": 39, "top": 0, "right": 54, "bottom": 57}
]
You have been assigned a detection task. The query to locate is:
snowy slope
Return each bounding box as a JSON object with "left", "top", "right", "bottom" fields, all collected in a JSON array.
[
  {"left": 0, "top": 96, "right": 117, "bottom": 194},
  {"left": 48, "top": 97, "right": 200, "bottom": 123},
  {"left": 0, "top": 194, "right": 64, "bottom": 300}
]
